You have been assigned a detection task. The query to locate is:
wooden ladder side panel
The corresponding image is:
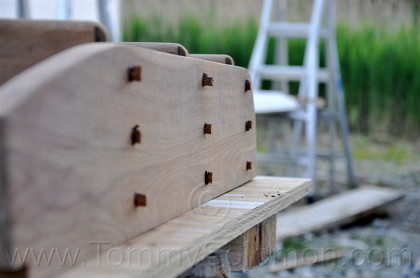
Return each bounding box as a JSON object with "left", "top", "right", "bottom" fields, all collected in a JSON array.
[
  {"left": 0, "top": 43, "right": 256, "bottom": 278},
  {"left": 0, "top": 19, "right": 111, "bottom": 85}
]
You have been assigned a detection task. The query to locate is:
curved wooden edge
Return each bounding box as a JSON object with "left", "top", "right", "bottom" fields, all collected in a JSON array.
[
  {"left": 93, "top": 22, "right": 112, "bottom": 42},
  {"left": 0, "top": 43, "right": 115, "bottom": 116},
  {"left": 189, "top": 54, "right": 235, "bottom": 65},
  {"left": 122, "top": 43, "right": 235, "bottom": 65},
  {"left": 125, "top": 42, "right": 189, "bottom": 56},
  {"left": 0, "top": 43, "right": 245, "bottom": 117},
  {"left": 0, "top": 19, "right": 111, "bottom": 85}
]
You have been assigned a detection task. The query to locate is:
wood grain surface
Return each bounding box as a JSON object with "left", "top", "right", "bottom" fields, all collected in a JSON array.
[
  {"left": 0, "top": 43, "right": 256, "bottom": 277},
  {"left": 189, "top": 54, "right": 235, "bottom": 65},
  {"left": 222, "top": 215, "right": 276, "bottom": 272},
  {"left": 0, "top": 19, "right": 110, "bottom": 84},
  {"left": 56, "top": 176, "right": 311, "bottom": 278},
  {"left": 125, "top": 42, "right": 189, "bottom": 56}
]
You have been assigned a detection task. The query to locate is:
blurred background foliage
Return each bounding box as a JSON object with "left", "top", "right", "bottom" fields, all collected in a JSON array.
[{"left": 123, "top": 13, "right": 420, "bottom": 140}]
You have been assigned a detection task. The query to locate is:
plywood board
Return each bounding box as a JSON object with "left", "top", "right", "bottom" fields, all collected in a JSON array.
[
  {"left": 276, "top": 186, "right": 404, "bottom": 241},
  {"left": 0, "top": 43, "right": 256, "bottom": 277},
  {"left": 0, "top": 19, "right": 110, "bottom": 84},
  {"left": 56, "top": 177, "right": 311, "bottom": 278}
]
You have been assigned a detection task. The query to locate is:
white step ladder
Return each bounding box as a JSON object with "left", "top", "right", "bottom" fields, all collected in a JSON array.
[{"left": 249, "top": 0, "right": 357, "bottom": 201}]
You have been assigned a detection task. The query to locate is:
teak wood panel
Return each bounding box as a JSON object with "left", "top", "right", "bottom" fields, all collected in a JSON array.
[
  {"left": 0, "top": 19, "right": 110, "bottom": 84},
  {"left": 57, "top": 177, "right": 311, "bottom": 278},
  {"left": 0, "top": 43, "right": 256, "bottom": 277}
]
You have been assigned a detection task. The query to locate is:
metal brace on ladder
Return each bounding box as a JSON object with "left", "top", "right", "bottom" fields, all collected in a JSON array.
[{"left": 249, "top": 0, "right": 357, "bottom": 201}]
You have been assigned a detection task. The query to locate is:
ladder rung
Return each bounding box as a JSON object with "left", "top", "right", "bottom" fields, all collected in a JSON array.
[
  {"left": 267, "top": 23, "right": 329, "bottom": 38},
  {"left": 256, "top": 65, "right": 329, "bottom": 82}
]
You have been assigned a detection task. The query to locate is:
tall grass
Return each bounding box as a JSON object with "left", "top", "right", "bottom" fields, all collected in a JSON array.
[
  {"left": 123, "top": 13, "right": 257, "bottom": 68},
  {"left": 123, "top": 14, "right": 420, "bottom": 139}
]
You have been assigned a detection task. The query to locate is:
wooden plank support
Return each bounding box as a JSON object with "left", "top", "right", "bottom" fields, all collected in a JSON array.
[
  {"left": 0, "top": 19, "right": 110, "bottom": 84},
  {"left": 220, "top": 215, "right": 276, "bottom": 272},
  {"left": 55, "top": 177, "right": 310, "bottom": 278},
  {"left": 182, "top": 214, "right": 275, "bottom": 277},
  {"left": 0, "top": 43, "right": 257, "bottom": 278}
]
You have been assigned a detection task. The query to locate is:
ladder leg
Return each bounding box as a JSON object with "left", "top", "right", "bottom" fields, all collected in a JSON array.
[
  {"left": 274, "top": 0, "right": 289, "bottom": 93},
  {"left": 289, "top": 28, "right": 309, "bottom": 177},
  {"left": 326, "top": 0, "right": 337, "bottom": 191},
  {"left": 328, "top": 0, "right": 357, "bottom": 188},
  {"left": 304, "top": 0, "right": 326, "bottom": 200},
  {"left": 336, "top": 77, "right": 357, "bottom": 188}
]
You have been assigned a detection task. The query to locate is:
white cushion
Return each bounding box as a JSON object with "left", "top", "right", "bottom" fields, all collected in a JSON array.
[{"left": 253, "top": 90, "right": 300, "bottom": 114}]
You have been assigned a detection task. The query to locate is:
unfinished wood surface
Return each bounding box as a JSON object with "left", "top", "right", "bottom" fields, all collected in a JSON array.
[
  {"left": 127, "top": 42, "right": 189, "bottom": 56},
  {"left": 0, "top": 19, "right": 110, "bottom": 84},
  {"left": 267, "top": 249, "right": 347, "bottom": 273},
  {"left": 0, "top": 43, "right": 256, "bottom": 277},
  {"left": 276, "top": 186, "right": 404, "bottom": 241},
  {"left": 127, "top": 44, "right": 234, "bottom": 64},
  {"left": 221, "top": 215, "right": 276, "bottom": 272},
  {"left": 222, "top": 223, "right": 259, "bottom": 272},
  {"left": 259, "top": 214, "right": 277, "bottom": 263},
  {"left": 56, "top": 177, "right": 311, "bottom": 278},
  {"left": 189, "top": 54, "right": 235, "bottom": 65}
]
